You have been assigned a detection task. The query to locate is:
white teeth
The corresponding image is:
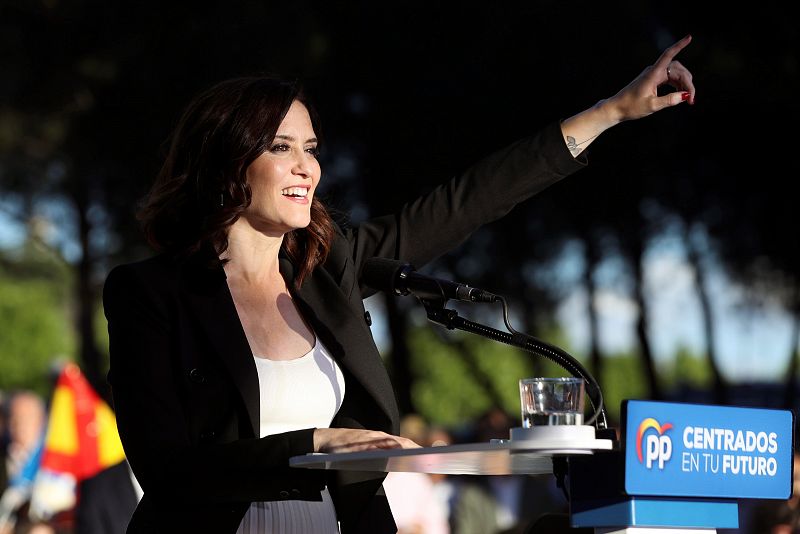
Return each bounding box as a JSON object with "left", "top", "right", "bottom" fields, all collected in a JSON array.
[{"left": 281, "top": 187, "right": 308, "bottom": 198}]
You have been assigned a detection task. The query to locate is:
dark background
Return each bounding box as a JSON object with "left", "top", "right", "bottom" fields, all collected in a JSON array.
[{"left": 1, "top": 1, "right": 798, "bottom": 419}]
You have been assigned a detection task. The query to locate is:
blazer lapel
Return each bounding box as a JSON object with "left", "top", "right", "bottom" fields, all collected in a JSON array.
[
  {"left": 176, "top": 250, "right": 397, "bottom": 440},
  {"left": 180, "top": 258, "right": 260, "bottom": 437},
  {"left": 285, "top": 258, "right": 398, "bottom": 428}
]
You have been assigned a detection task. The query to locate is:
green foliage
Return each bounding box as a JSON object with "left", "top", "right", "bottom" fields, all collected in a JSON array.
[
  {"left": 94, "top": 299, "right": 110, "bottom": 374},
  {"left": 408, "top": 327, "right": 494, "bottom": 427},
  {"left": 407, "top": 325, "right": 583, "bottom": 428},
  {"left": 461, "top": 333, "right": 537, "bottom": 418},
  {"left": 409, "top": 327, "right": 521, "bottom": 426},
  {"left": 0, "top": 272, "right": 76, "bottom": 396},
  {"left": 599, "top": 352, "right": 648, "bottom": 425},
  {"left": 665, "top": 345, "right": 713, "bottom": 389},
  {"left": 595, "top": 347, "right": 713, "bottom": 425},
  {"left": 0, "top": 241, "right": 77, "bottom": 395}
]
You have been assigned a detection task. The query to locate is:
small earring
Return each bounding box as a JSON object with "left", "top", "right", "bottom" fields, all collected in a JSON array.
[{"left": 219, "top": 192, "right": 224, "bottom": 207}]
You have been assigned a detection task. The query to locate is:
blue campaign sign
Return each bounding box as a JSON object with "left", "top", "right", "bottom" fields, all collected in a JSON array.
[{"left": 623, "top": 400, "right": 794, "bottom": 499}]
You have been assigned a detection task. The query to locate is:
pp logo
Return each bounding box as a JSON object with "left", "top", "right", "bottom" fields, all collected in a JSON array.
[{"left": 636, "top": 418, "right": 673, "bottom": 469}]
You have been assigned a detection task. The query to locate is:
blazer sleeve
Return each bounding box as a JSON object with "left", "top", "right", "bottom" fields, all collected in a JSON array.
[
  {"left": 103, "top": 264, "right": 321, "bottom": 504},
  {"left": 346, "top": 121, "right": 587, "bottom": 297}
]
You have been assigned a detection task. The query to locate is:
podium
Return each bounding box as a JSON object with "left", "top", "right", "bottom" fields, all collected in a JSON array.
[{"left": 292, "top": 400, "right": 795, "bottom": 534}]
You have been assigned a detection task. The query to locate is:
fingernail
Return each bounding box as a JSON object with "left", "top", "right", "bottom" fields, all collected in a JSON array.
[{"left": 681, "top": 92, "right": 691, "bottom": 102}]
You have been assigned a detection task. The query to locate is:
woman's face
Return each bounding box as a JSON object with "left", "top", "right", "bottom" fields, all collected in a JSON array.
[{"left": 241, "top": 100, "right": 321, "bottom": 236}]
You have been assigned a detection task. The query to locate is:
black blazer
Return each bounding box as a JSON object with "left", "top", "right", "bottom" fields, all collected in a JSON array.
[{"left": 102, "top": 121, "right": 586, "bottom": 534}]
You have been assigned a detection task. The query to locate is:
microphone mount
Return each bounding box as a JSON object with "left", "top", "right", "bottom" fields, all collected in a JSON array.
[
  {"left": 421, "top": 296, "right": 609, "bottom": 430},
  {"left": 361, "top": 257, "right": 608, "bottom": 429}
]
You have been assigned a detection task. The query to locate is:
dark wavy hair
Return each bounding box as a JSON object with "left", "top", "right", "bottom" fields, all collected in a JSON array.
[{"left": 137, "top": 76, "right": 335, "bottom": 287}]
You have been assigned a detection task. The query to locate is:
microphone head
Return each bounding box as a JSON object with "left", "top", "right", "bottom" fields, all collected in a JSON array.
[{"left": 361, "top": 257, "right": 414, "bottom": 295}]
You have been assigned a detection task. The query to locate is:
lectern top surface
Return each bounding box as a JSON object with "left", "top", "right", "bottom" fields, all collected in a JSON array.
[{"left": 290, "top": 437, "right": 613, "bottom": 476}]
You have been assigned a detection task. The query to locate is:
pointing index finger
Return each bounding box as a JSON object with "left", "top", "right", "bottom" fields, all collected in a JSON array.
[{"left": 654, "top": 34, "right": 692, "bottom": 71}]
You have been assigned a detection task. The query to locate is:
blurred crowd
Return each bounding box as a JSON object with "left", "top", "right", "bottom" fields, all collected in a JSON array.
[
  {"left": 0, "top": 387, "right": 139, "bottom": 534},
  {"left": 383, "top": 408, "right": 569, "bottom": 534},
  {"left": 1, "top": 386, "right": 799, "bottom": 533},
  {"left": 1, "top": 389, "right": 60, "bottom": 534},
  {"left": 742, "top": 451, "right": 800, "bottom": 534}
]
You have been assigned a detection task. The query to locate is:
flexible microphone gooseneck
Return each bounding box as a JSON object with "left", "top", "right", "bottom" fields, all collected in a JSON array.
[{"left": 361, "top": 257, "right": 608, "bottom": 430}]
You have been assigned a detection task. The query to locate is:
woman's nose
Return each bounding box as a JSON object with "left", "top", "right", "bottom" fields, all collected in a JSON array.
[{"left": 292, "top": 154, "right": 312, "bottom": 178}]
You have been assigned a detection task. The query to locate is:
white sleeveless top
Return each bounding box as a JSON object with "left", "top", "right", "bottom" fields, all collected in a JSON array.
[{"left": 236, "top": 339, "right": 345, "bottom": 534}]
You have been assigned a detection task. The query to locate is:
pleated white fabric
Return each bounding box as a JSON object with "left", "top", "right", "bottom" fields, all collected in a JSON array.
[
  {"left": 236, "top": 487, "right": 339, "bottom": 534},
  {"left": 236, "top": 339, "right": 344, "bottom": 534}
]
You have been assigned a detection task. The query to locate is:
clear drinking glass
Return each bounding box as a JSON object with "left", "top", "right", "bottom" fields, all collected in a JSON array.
[{"left": 519, "top": 377, "right": 585, "bottom": 427}]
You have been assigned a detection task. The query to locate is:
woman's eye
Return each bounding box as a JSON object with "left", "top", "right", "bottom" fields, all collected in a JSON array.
[{"left": 268, "top": 143, "right": 318, "bottom": 157}]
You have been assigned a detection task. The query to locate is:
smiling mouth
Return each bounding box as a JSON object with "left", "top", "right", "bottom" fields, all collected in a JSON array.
[{"left": 281, "top": 187, "right": 309, "bottom": 199}]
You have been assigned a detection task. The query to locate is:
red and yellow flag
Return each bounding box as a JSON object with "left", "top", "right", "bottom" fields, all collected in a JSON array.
[{"left": 30, "top": 363, "right": 126, "bottom": 519}]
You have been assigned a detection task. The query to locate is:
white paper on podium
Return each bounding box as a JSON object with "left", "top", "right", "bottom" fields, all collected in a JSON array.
[{"left": 290, "top": 437, "right": 613, "bottom": 476}]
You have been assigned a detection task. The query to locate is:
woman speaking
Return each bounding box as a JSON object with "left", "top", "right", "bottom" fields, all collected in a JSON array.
[{"left": 103, "top": 36, "right": 696, "bottom": 533}]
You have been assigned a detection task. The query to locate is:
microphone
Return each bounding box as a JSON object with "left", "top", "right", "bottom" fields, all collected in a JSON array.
[{"left": 362, "top": 258, "right": 498, "bottom": 303}]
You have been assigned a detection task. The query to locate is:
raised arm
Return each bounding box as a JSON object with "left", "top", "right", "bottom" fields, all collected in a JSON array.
[
  {"left": 345, "top": 36, "right": 696, "bottom": 295},
  {"left": 561, "top": 35, "right": 696, "bottom": 158},
  {"left": 346, "top": 121, "right": 586, "bottom": 297}
]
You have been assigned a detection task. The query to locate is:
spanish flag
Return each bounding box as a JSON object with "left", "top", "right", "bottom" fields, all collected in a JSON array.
[{"left": 29, "top": 363, "right": 126, "bottom": 520}]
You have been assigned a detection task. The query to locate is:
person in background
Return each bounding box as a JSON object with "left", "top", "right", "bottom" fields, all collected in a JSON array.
[
  {"left": 383, "top": 415, "right": 449, "bottom": 534},
  {"left": 0, "top": 391, "right": 8, "bottom": 493},
  {"left": 443, "top": 407, "right": 565, "bottom": 534},
  {"left": 423, "top": 426, "right": 498, "bottom": 534},
  {"left": 0, "top": 391, "right": 51, "bottom": 534},
  {"left": 3, "top": 393, "right": 44, "bottom": 494}
]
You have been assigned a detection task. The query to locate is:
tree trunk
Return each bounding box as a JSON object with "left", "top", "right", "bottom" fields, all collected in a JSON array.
[
  {"left": 684, "top": 225, "right": 728, "bottom": 405},
  {"left": 73, "top": 190, "right": 107, "bottom": 403},
  {"left": 523, "top": 302, "right": 545, "bottom": 378},
  {"left": 631, "top": 242, "right": 662, "bottom": 400},
  {"left": 583, "top": 236, "right": 603, "bottom": 381},
  {"left": 782, "top": 288, "right": 800, "bottom": 410}
]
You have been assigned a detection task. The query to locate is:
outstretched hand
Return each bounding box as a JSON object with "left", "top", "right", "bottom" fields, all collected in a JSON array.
[
  {"left": 560, "top": 35, "right": 696, "bottom": 157},
  {"left": 313, "top": 427, "right": 421, "bottom": 453},
  {"left": 608, "top": 35, "right": 696, "bottom": 122}
]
